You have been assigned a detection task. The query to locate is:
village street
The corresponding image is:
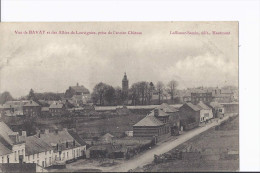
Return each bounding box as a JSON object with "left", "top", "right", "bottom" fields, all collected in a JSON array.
[{"left": 107, "top": 115, "right": 231, "bottom": 172}]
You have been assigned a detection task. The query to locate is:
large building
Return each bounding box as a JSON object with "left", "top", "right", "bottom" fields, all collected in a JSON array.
[
  {"left": 65, "top": 83, "right": 90, "bottom": 98},
  {"left": 122, "top": 73, "right": 129, "bottom": 94},
  {"left": 191, "top": 92, "right": 213, "bottom": 104},
  {"left": 22, "top": 100, "right": 41, "bottom": 117}
]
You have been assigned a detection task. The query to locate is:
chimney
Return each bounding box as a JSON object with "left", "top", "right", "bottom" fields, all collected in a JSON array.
[
  {"left": 45, "top": 129, "right": 49, "bottom": 134},
  {"left": 154, "top": 109, "right": 159, "bottom": 117},
  {"left": 22, "top": 131, "right": 27, "bottom": 137}
]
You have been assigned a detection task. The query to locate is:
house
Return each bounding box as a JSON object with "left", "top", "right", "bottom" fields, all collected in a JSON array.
[
  {"left": 41, "top": 107, "right": 50, "bottom": 117},
  {"left": 23, "top": 100, "right": 41, "bottom": 117},
  {"left": 49, "top": 102, "right": 66, "bottom": 116},
  {"left": 196, "top": 101, "right": 213, "bottom": 122},
  {"left": 133, "top": 114, "right": 167, "bottom": 138},
  {"left": 209, "top": 102, "right": 225, "bottom": 118},
  {"left": 23, "top": 135, "right": 53, "bottom": 168},
  {"left": 39, "top": 129, "right": 87, "bottom": 163},
  {"left": 65, "top": 83, "right": 90, "bottom": 98},
  {"left": 0, "top": 121, "right": 26, "bottom": 164},
  {"left": 178, "top": 102, "right": 201, "bottom": 130},
  {"left": 100, "top": 133, "right": 114, "bottom": 144},
  {"left": 191, "top": 92, "right": 213, "bottom": 104}
]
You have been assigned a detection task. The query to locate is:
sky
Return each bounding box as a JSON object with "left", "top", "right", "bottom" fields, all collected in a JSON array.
[{"left": 0, "top": 22, "right": 238, "bottom": 98}]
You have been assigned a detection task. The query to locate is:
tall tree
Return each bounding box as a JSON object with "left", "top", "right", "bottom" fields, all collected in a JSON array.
[
  {"left": 104, "top": 86, "right": 116, "bottom": 105},
  {"left": 28, "top": 89, "right": 37, "bottom": 101},
  {"left": 167, "top": 80, "right": 178, "bottom": 103},
  {"left": 0, "top": 91, "right": 13, "bottom": 104},
  {"left": 91, "top": 82, "right": 108, "bottom": 105},
  {"left": 156, "top": 81, "right": 164, "bottom": 105}
]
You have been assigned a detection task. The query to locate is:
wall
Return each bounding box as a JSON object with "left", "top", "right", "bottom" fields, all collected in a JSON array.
[
  {"left": 53, "top": 146, "right": 86, "bottom": 162},
  {"left": 25, "top": 150, "right": 53, "bottom": 168}
]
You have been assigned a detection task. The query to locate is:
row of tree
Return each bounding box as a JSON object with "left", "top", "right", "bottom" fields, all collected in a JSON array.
[{"left": 91, "top": 80, "right": 178, "bottom": 106}]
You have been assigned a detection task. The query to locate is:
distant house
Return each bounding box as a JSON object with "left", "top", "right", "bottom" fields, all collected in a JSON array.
[
  {"left": 23, "top": 100, "right": 41, "bottom": 117},
  {"left": 41, "top": 107, "right": 50, "bottom": 117},
  {"left": 178, "top": 102, "right": 201, "bottom": 130},
  {"left": 209, "top": 102, "right": 225, "bottom": 118},
  {"left": 191, "top": 92, "right": 213, "bottom": 104},
  {"left": 100, "top": 133, "right": 114, "bottom": 144},
  {"left": 196, "top": 101, "right": 213, "bottom": 122},
  {"left": 24, "top": 135, "right": 53, "bottom": 168},
  {"left": 49, "top": 102, "right": 66, "bottom": 116},
  {"left": 65, "top": 83, "right": 90, "bottom": 98}
]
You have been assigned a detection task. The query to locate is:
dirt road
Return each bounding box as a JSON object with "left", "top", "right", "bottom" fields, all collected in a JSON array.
[{"left": 107, "top": 115, "right": 231, "bottom": 172}]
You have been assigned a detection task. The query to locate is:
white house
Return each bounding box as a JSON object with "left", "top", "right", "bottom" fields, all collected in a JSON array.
[
  {"left": 24, "top": 135, "right": 53, "bottom": 168},
  {"left": 0, "top": 122, "right": 26, "bottom": 164},
  {"left": 196, "top": 101, "right": 213, "bottom": 122},
  {"left": 39, "top": 129, "right": 87, "bottom": 163}
]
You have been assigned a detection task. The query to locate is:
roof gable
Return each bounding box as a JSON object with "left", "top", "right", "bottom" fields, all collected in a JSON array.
[{"left": 133, "top": 115, "right": 164, "bottom": 127}]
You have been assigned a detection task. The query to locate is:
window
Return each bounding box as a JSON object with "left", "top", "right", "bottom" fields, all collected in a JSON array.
[
  {"left": 37, "top": 153, "right": 39, "bottom": 158},
  {"left": 2, "top": 157, "right": 4, "bottom": 163},
  {"left": 49, "top": 151, "right": 51, "bottom": 154},
  {"left": 28, "top": 155, "right": 30, "bottom": 161},
  {"left": 45, "top": 151, "right": 47, "bottom": 155},
  {"left": 33, "top": 154, "right": 35, "bottom": 159},
  {"left": 18, "top": 150, "right": 20, "bottom": 156},
  {"left": 15, "top": 151, "right": 17, "bottom": 161},
  {"left": 49, "top": 157, "right": 51, "bottom": 165},
  {"left": 33, "top": 161, "right": 35, "bottom": 163},
  {"left": 21, "top": 149, "right": 24, "bottom": 155},
  {"left": 37, "top": 160, "right": 39, "bottom": 165},
  {"left": 67, "top": 152, "right": 69, "bottom": 158}
]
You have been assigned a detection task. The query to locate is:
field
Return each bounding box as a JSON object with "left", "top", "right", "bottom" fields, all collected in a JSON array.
[
  {"left": 143, "top": 116, "right": 239, "bottom": 172},
  {"left": 76, "top": 113, "right": 145, "bottom": 139}
]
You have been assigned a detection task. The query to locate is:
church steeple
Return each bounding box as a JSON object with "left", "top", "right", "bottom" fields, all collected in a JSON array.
[{"left": 122, "top": 72, "right": 129, "bottom": 94}]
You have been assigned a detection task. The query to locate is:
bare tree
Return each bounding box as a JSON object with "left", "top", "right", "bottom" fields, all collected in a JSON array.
[
  {"left": 156, "top": 81, "right": 164, "bottom": 105},
  {"left": 167, "top": 80, "right": 178, "bottom": 103}
]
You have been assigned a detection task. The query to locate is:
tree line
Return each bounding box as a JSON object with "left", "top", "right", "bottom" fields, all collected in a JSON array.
[{"left": 91, "top": 80, "right": 178, "bottom": 106}]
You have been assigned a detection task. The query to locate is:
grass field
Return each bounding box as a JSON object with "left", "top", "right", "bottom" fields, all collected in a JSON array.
[
  {"left": 143, "top": 116, "right": 239, "bottom": 172},
  {"left": 76, "top": 114, "right": 146, "bottom": 139}
]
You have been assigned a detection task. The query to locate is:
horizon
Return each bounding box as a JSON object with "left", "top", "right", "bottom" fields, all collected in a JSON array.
[{"left": 0, "top": 22, "right": 238, "bottom": 98}]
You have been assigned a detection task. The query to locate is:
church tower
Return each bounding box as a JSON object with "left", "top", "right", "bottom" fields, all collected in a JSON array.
[{"left": 122, "top": 72, "right": 129, "bottom": 94}]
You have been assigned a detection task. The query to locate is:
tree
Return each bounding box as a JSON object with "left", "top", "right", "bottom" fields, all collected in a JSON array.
[
  {"left": 92, "top": 82, "right": 108, "bottom": 105},
  {"left": 0, "top": 91, "right": 13, "bottom": 104},
  {"left": 91, "top": 82, "right": 116, "bottom": 105},
  {"left": 167, "top": 80, "right": 178, "bottom": 103},
  {"left": 28, "top": 89, "right": 37, "bottom": 101},
  {"left": 104, "top": 86, "right": 116, "bottom": 105},
  {"left": 147, "top": 82, "right": 155, "bottom": 105},
  {"left": 156, "top": 81, "right": 164, "bottom": 105}
]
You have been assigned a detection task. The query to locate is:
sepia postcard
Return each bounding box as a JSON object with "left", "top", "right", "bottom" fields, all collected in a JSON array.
[{"left": 0, "top": 22, "right": 239, "bottom": 172}]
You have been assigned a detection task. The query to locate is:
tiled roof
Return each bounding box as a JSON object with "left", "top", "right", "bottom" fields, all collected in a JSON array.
[
  {"left": 133, "top": 115, "right": 164, "bottom": 127},
  {"left": 0, "top": 142, "right": 12, "bottom": 155},
  {"left": 49, "top": 103, "right": 64, "bottom": 109},
  {"left": 150, "top": 109, "right": 169, "bottom": 117},
  {"left": 41, "top": 107, "right": 49, "bottom": 111},
  {"left": 23, "top": 100, "right": 40, "bottom": 107},
  {"left": 0, "top": 121, "right": 15, "bottom": 145},
  {"left": 68, "top": 130, "right": 86, "bottom": 146},
  {"left": 209, "top": 102, "right": 223, "bottom": 108},
  {"left": 197, "top": 101, "right": 211, "bottom": 110},
  {"left": 25, "top": 136, "right": 52, "bottom": 156},
  {"left": 157, "top": 103, "right": 179, "bottom": 113},
  {"left": 70, "top": 86, "right": 89, "bottom": 93},
  {"left": 184, "top": 102, "right": 200, "bottom": 112}
]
